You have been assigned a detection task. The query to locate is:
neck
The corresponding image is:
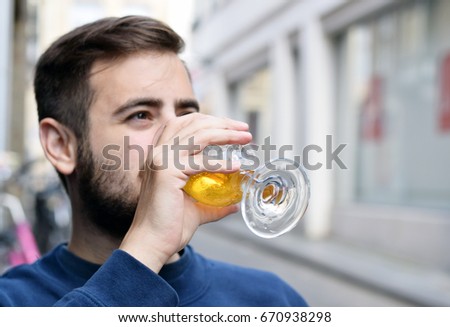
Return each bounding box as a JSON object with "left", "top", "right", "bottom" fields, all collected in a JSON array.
[
  {"left": 68, "top": 204, "right": 180, "bottom": 266},
  {"left": 68, "top": 208, "right": 121, "bottom": 264},
  {"left": 65, "top": 181, "right": 125, "bottom": 264}
]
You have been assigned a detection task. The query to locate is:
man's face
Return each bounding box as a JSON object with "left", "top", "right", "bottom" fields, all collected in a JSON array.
[{"left": 77, "top": 51, "right": 199, "bottom": 238}]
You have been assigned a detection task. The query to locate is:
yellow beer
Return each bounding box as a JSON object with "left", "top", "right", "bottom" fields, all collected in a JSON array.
[
  {"left": 183, "top": 171, "right": 280, "bottom": 207},
  {"left": 183, "top": 171, "right": 245, "bottom": 207}
]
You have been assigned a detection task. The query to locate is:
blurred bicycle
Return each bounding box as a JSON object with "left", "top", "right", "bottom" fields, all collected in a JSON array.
[
  {"left": 0, "top": 152, "right": 70, "bottom": 272},
  {"left": 0, "top": 152, "right": 40, "bottom": 272},
  {"left": 0, "top": 193, "right": 40, "bottom": 272}
]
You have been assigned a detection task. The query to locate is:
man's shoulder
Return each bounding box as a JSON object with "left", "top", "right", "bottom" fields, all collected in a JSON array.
[
  {"left": 204, "top": 255, "right": 282, "bottom": 283},
  {"left": 0, "top": 245, "right": 67, "bottom": 306},
  {"left": 1, "top": 258, "right": 46, "bottom": 287},
  {"left": 190, "top": 249, "right": 308, "bottom": 306},
  {"left": 0, "top": 262, "right": 45, "bottom": 306},
  {"left": 202, "top": 255, "right": 296, "bottom": 295}
]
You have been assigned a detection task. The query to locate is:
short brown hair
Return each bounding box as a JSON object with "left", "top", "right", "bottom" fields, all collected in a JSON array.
[{"left": 34, "top": 15, "right": 185, "bottom": 141}]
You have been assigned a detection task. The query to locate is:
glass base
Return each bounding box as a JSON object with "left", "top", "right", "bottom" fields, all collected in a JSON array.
[{"left": 241, "top": 158, "right": 310, "bottom": 238}]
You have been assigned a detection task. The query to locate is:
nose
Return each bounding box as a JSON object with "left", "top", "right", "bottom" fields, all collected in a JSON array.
[
  {"left": 150, "top": 107, "right": 178, "bottom": 143},
  {"left": 159, "top": 106, "right": 178, "bottom": 123}
]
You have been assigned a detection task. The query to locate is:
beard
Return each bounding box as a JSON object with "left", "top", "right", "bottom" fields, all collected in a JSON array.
[{"left": 76, "top": 140, "right": 140, "bottom": 239}]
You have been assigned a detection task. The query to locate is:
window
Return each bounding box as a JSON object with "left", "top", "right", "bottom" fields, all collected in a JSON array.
[
  {"left": 229, "top": 66, "right": 271, "bottom": 145},
  {"left": 337, "top": 0, "right": 450, "bottom": 209}
]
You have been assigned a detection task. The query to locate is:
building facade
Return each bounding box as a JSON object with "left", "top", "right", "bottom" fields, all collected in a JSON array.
[{"left": 191, "top": 0, "right": 450, "bottom": 272}]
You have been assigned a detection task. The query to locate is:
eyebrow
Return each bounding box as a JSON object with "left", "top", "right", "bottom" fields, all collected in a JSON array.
[
  {"left": 113, "top": 97, "right": 163, "bottom": 116},
  {"left": 113, "top": 97, "right": 200, "bottom": 116},
  {"left": 175, "top": 99, "right": 200, "bottom": 112}
]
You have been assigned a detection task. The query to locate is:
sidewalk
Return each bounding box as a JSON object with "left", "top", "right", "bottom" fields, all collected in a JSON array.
[{"left": 203, "top": 214, "right": 450, "bottom": 307}]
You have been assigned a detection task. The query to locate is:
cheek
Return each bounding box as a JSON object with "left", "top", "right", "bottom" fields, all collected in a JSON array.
[
  {"left": 88, "top": 120, "right": 161, "bottom": 172},
  {"left": 123, "top": 133, "right": 159, "bottom": 170},
  {"left": 88, "top": 124, "right": 120, "bottom": 154},
  {"left": 101, "top": 131, "right": 159, "bottom": 173}
]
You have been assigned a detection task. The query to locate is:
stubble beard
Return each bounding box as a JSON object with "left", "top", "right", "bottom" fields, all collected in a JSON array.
[{"left": 76, "top": 140, "right": 140, "bottom": 240}]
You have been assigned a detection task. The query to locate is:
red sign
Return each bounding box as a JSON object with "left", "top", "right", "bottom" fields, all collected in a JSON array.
[
  {"left": 361, "top": 75, "right": 383, "bottom": 141},
  {"left": 439, "top": 53, "right": 450, "bottom": 132}
]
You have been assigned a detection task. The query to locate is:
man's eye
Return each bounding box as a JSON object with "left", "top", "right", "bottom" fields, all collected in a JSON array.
[
  {"left": 130, "top": 112, "right": 151, "bottom": 120},
  {"left": 177, "top": 110, "right": 197, "bottom": 117}
]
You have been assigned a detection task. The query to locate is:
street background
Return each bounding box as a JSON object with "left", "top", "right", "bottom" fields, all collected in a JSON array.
[{"left": 1, "top": 0, "right": 450, "bottom": 306}]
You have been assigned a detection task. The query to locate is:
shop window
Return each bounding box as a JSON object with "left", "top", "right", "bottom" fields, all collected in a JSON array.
[{"left": 337, "top": 0, "right": 450, "bottom": 209}]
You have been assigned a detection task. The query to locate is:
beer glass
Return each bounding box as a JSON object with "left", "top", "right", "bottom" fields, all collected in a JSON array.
[{"left": 183, "top": 145, "right": 310, "bottom": 238}]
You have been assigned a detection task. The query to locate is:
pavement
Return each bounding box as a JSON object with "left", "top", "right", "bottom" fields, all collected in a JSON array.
[{"left": 190, "top": 213, "right": 450, "bottom": 307}]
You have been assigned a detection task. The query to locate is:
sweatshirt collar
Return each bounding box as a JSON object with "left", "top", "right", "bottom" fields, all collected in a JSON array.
[{"left": 55, "top": 243, "right": 209, "bottom": 306}]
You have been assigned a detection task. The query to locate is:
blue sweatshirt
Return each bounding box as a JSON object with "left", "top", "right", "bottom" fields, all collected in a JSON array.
[{"left": 0, "top": 244, "right": 307, "bottom": 306}]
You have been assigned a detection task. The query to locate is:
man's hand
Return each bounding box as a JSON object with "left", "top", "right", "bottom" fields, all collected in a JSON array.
[{"left": 119, "top": 114, "right": 252, "bottom": 272}]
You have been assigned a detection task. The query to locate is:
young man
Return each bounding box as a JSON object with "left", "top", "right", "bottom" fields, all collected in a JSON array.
[{"left": 0, "top": 16, "right": 307, "bottom": 306}]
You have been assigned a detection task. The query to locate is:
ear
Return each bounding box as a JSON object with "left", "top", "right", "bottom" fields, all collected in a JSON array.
[{"left": 39, "top": 118, "right": 77, "bottom": 175}]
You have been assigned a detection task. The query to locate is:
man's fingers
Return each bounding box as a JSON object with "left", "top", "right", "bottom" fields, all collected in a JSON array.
[
  {"left": 180, "top": 157, "right": 241, "bottom": 176},
  {"left": 192, "top": 202, "right": 240, "bottom": 224},
  {"left": 156, "top": 113, "right": 249, "bottom": 145}
]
